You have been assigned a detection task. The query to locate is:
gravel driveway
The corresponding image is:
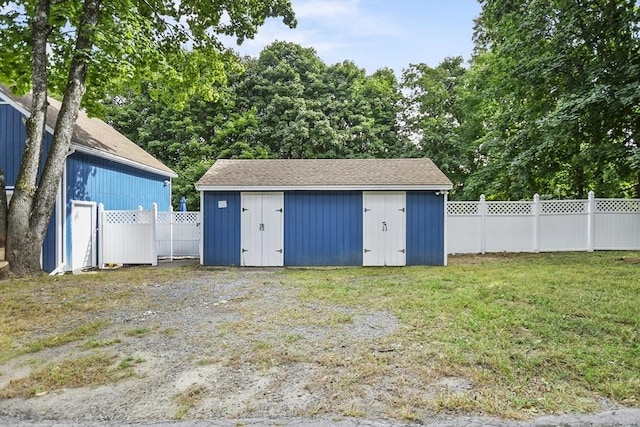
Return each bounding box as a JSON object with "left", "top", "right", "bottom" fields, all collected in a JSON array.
[{"left": 1, "top": 266, "right": 639, "bottom": 426}]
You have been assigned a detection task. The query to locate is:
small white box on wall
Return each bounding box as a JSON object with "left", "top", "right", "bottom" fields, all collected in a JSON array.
[{"left": 218, "top": 200, "right": 227, "bottom": 208}]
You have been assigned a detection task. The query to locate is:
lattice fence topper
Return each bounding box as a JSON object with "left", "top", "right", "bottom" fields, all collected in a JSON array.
[
  {"left": 157, "top": 212, "right": 171, "bottom": 223},
  {"left": 596, "top": 199, "right": 640, "bottom": 213},
  {"left": 540, "top": 200, "right": 587, "bottom": 215},
  {"left": 487, "top": 202, "right": 532, "bottom": 215},
  {"left": 447, "top": 202, "right": 479, "bottom": 215},
  {"left": 173, "top": 212, "right": 200, "bottom": 224},
  {"left": 104, "top": 210, "right": 153, "bottom": 224},
  {"left": 156, "top": 212, "right": 200, "bottom": 224}
]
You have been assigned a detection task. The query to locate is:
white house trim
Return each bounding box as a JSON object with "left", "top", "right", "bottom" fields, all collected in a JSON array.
[{"left": 195, "top": 184, "right": 453, "bottom": 192}]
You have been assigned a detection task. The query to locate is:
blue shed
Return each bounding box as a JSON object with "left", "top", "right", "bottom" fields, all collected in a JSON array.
[
  {"left": 1, "top": 85, "right": 176, "bottom": 273},
  {"left": 196, "top": 159, "right": 453, "bottom": 267}
]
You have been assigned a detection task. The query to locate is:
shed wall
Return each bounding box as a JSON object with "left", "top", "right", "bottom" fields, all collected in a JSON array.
[
  {"left": 0, "top": 103, "right": 53, "bottom": 186},
  {"left": 406, "top": 191, "right": 445, "bottom": 265},
  {"left": 66, "top": 152, "right": 170, "bottom": 211},
  {"left": 284, "top": 191, "right": 362, "bottom": 266},
  {"left": 65, "top": 152, "right": 172, "bottom": 269},
  {"left": 1, "top": 102, "right": 57, "bottom": 271},
  {"left": 202, "top": 191, "right": 241, "bottom": 265}
]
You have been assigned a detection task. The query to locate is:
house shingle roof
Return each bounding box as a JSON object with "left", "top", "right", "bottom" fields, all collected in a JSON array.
[
  {"left": 196, "top": 158, "right": 452, "bottom": 190},
  {"left": 0, "top": 85, "right": 176, "bottom": 177}
]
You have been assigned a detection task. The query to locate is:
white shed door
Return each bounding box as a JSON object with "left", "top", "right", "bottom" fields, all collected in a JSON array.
[
  {"left": 363, "top": 192, "right": 406, "bottom": 266},
  {"left": 241, "top": 193, "right": 284, "bottom": 266},
  {"left": 71, "top": 201, "right": 97, "bottom": 270}
]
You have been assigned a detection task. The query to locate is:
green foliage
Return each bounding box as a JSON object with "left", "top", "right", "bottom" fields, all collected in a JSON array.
[
  {"left": 0, "top": 0, "right": 296, "bottom": 112},
  {"left": 105, "top": 42, "right": 413, "bottom": 208},
  {"left": 401, "top": 57, "right": 483, "bottom": 197},
  {"left": 468, "top": 0, "right": 640, "bottom": 199}
]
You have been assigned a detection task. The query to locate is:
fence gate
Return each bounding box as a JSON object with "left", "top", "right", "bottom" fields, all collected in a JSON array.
[
  {"left": 98, "top": 204, "right": 157, "bottom": 267},
  {"left": 70, "top": 200, "right": 97, "bottom": 271},
  {"left": 157, "top": 211, "right": 201, "bottom": 259}
]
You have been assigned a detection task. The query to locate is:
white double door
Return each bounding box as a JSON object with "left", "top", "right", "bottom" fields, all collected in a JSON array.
[
  {"left": 363, "top": 192, "right": 406, "bottom": 266},
  {"left": 241, "top": 193, "right": 284, "bottom": 266}
]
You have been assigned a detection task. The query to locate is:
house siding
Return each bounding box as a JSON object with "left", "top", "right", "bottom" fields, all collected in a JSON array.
[
  {"left": 64, "top": 151, "right": 171, "bottom": 268},
  {"left": 202, "top": 191, "right": 241, "bottom": 266},
  {"left": 284, "top": 191, "right": 362, "bottom": 266},
  {"left": 2, "top": 103, "right": 58, "bottom": 272},
  {"left": 406, "top": 191, "right": 445, "bottom": 265},
  {"left": 0, "top": 103, "right": 53, "bottom": 186},
  {"left": 66, "top": 152, "right": 170, "bottom": 211}
]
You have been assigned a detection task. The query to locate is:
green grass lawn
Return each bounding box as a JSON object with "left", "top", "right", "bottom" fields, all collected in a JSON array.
[
  {"left": 0, "top": 252, "right": 638, "bottom": 418},
  {"left": 284, "top": 252, "right": 640, "bottom": 416}
]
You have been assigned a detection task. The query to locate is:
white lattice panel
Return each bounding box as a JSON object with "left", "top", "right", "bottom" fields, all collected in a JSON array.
[
  {"left": 157, "top": 212, "right": 171, "bottom": 223},
  {"left": 487, "top": 202, "right": 532, "bottom": 216},
  {"left": 447, "top": 202, "right": 479, "bottom": 215},
  {"left": 540, "top": 200, "right": 587, "bottom": 215},
  {"left": 104, "top": 210, "right": 152, "bottom": 224},
  {"left": 596, "top": 199, "right": 640, "bottom": 213},
  {"left": 173, "top": 212, "right": 200, "bottom": 224}
]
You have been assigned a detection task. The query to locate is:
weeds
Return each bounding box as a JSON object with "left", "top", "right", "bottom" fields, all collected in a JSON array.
[{"left": 0, "top": 354, "right": 140, "bottom": 398}]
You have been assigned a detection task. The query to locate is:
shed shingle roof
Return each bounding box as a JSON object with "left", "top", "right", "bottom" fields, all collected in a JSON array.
[
  {"left": 0, "top": 85, "right": 176, "bottom": 177},
  {"left": 196, "top": 158, "right": 452, "bottom": 190}
]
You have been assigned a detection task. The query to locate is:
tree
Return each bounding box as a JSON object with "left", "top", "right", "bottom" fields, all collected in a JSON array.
[
  {"left": 470, "top": 0, "right": 640, "bottom": 199},
  {"left": 103, "top": 71, "right": 264, "bottom": 210},
  {"left": 238, "top": 42, "right": 339, "bottom": 158},
  {"left": 401, "top": 57, "right": 482, "bottom": 196},
  {"left": 0, "top": 0, "right": 295, "bottom": 277}
]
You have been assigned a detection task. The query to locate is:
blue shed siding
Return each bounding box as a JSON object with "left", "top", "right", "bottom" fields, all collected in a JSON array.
[
  {"left": 284, "top": 191, "right": 363, "bottom": 266},
  {"left": 2, "top": 103, "right": 57, "bottom": 272},
  {"left": 42, "top": 213, "right": 57, "bottom": 272},
  {"left": 406, "top": 191, "right": 445, "bottom": 265},
  {"left": 202, "top": 191, "right": 241, "bottom": 265},
  {"left": 66, "top": 152, "right": 170, "bottom": 211},
  {"left": 0, "top": 104, "right": 26, "bottom": 186},
  {"left": 0, "top": 104, "right": 53, "bottom": 186},
  {"left": 65, "top": 151, "right": 171, "bottom": 269}
]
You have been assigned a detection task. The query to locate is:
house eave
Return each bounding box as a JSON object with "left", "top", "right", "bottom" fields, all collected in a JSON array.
[
  {"left": 195, "top": 184, "right": 453, "bottom": 192},
  {"left": 70, "top": 144, "right": 178, "bottom": 178}
]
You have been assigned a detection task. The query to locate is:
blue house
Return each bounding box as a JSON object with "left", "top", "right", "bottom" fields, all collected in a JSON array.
[
  {"left": 1, "top": 85, "right": 176, "bottom": 272},
  {"left": 196, "top": 158, "right": 452, "bottom": 267}
]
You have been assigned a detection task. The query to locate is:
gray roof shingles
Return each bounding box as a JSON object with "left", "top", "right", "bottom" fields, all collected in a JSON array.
[
  {"left": 196, "top": 158, "right": 452, "bottom": 189},
  {"left": 0, "top": 85, "right": 176, "bottom": 177}
]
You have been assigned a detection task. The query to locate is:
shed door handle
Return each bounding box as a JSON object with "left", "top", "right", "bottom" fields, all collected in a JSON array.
[
  {"left": 382, "top": 221, "right": 387, "bottom": 231},
  {"left": 259, "top": 223, "right": 264, "bottom": 231}
]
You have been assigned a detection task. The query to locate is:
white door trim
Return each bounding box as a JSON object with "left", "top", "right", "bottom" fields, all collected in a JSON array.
[{"left": 70, "top": 200, "right": 97, "bottom": 271}]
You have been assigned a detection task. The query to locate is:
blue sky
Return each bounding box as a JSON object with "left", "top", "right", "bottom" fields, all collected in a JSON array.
[{"left": 223, "top": 0, "right": 482, "bottom": 75}]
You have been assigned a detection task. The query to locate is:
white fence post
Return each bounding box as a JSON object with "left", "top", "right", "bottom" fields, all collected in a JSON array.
[
  {"left": 587, "top": 191, "right": 595, "bottom": 252},
  {"left": 443, "top": 191, "right": 449, "bottom": 266},
  {"left": 151, "top": 203, "right": 158, "bottom": 265},
  {"left": 533, "top": 194, "right": 540, "bottom": 253},
  {"left": 97, "top": 203, "right": 104, "bottom": 269},
  {"left": 480, "top": 194, "right": 486, "bottom": 254},
  {"left": 169, "top": 205, "right": 174, "bottom": 261}
]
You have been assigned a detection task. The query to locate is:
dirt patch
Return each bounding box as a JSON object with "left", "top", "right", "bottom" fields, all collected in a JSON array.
[{"left": 0, "top": 268, "right": 430, "bottom": 423}]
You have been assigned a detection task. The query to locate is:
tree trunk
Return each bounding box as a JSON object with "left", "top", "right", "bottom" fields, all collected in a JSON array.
[
  {"left": 5, "top": 0, "right": 103, "bottom": 277},
  {"left": 5, "top": 0, "right": 51, "bottom": 277}
]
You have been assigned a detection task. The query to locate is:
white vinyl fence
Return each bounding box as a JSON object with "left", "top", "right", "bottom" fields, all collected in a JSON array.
[
  {"left": 447, "top": 192, "right": 640, "bottom": 254},
  {"left": 97, "top": 204, "right": 200, "bottom": 269},
  {"left": 157, "top": 210, "right": 201, "bottom": 258}
]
